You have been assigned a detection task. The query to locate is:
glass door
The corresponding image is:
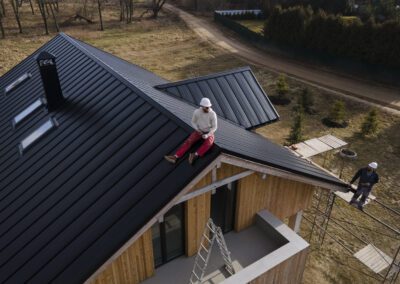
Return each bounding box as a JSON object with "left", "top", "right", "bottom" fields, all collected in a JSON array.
[
  {"left": 151, "top": 204, "right": 185, "bottom": 267},
  {"left": 211, "top": 182, "right": 237, "bottom": 234}
]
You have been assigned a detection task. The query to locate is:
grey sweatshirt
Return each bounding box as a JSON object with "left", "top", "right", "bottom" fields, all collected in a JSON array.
[{"left": 191, "top": 108, "right": 217, "bottom": 135}]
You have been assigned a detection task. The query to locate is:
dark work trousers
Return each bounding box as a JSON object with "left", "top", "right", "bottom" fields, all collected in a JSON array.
[{"left": 351, "top": 186, "right": 370, "bottom": 206}]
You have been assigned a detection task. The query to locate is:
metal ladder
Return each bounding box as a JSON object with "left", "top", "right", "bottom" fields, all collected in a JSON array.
[{"left": 189, "top": 218, "right": 235, "bottom": 284}]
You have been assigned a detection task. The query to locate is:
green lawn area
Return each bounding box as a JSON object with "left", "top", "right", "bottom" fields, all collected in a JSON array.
[
  {"left": 236, "top": 19, "right": 265, "bottom": 34},
  {"left": 1, "top": 4, "right": 399, "bottom": 284}
]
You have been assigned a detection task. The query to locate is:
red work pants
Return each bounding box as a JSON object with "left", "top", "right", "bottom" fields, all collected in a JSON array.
[{"left": 176, "top": 131, "right": 214, "bottom": 158}]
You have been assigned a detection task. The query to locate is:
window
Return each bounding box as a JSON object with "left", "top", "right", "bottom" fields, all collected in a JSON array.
[
  {"left": 4, "top": 73, "right": 32, "bottom": 95},
  {"left": 151, "top": 204, "right": 185, "bottom": 267},
  {"left": 13, "top": 98, "right": 45, "bottom": 127},
  {"left": 19, "top": 118, "right": 58, "bottom": 154}
]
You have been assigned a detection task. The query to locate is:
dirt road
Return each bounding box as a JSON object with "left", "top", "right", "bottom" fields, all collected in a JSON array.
[{"left": 165, "top": 4, "right": 400, "bottom": 114}]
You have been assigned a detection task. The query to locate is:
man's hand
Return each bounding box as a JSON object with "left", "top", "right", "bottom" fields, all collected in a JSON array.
[{"left": 202, "top": 134, "right": 209, "bottom": 139}]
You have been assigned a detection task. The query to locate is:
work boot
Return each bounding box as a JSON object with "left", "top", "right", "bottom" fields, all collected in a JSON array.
[
  {"left": 358, "top": 204, "right": 364, "bottom": 211},
  {"left": 188, "top": 153, "right": 198, "bottom": 165},
  {"left": 165, "top": 155, "right": 177, "bottom": 164}
]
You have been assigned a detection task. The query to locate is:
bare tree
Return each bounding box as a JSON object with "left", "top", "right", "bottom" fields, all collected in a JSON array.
[
  {"left": 37, "top": 0, "right": 49, "bottom": 34},
  {"left": 10, "top": 0, "right": 22, "bottom": 33},
  {"left": 1, "top": 0, "right": 6, "bottom": 16},
  {"left": 28, "top": 0, "right": 34, "bottom": 14},
  {"left": 151, "top": 0, "right": 166, "bottom": 18},
  {"left": 97, "top": 0, "right": 103, "bottom": 31},
  {"left": 47, "top": 1, "right": 58, "bottom": 32},
  {"left": 0, "top": 5, "right": 5, "bottom": 38}
]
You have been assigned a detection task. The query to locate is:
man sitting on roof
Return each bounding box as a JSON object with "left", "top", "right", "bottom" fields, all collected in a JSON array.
[
  {"left": 349, "top": 162, "right": 379, "bottom": 210},
  {"left": 165, "top": 97, "right": 217, "bottom": 165}
]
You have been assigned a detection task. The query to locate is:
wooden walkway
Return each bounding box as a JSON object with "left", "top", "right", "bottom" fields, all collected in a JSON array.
[{"left": 354, "top": 244, "right": 393, "bottom": 273}]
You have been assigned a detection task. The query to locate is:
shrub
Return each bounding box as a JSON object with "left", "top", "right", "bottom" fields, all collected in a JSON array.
[
  {"left": 288, "top": 106, "right": 304, "bottom": 144},
  {"left": 271, "top": 74, "right": 291, "bottom": 105},
  {"left": 297, "top": 87, "right": 316, "bottom": 114},
  {"left": 322, "top": 100, "right": 348, "bottom": 127},
  {"left": 361, "top": 109, "right": 379, "bottom": 136}
]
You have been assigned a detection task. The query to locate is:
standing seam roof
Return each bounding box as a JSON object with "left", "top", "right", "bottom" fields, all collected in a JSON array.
[{"left": 155, "top": 67, "right": 280, "bottom": 129}]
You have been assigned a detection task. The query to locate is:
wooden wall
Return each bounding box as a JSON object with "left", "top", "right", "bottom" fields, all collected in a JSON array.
[
  {"left": 90, "top": 229, "right": 154, "bottom": 284},
  {"left": 235, "top": 173, "right": 315, "bottom": 231},
  {"left": 249, "top": 247, "right": 309, "bottom": 284},
  {"left": 185, "top": 164, "right": 243, "bottom": 256}
]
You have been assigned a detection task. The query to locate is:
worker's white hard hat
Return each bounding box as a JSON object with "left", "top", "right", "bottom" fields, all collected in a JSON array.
[
  {"left": 368, "top": 162, "right": 378, "bottom": 169},
  {"left": 200, "top": 97, "right": 212, "bottom": 107}
]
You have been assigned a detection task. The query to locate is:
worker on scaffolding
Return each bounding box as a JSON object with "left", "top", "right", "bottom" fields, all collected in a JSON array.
[
  {"left": 165, "top": 97, "right": 217, "bottom": 165},
  {"left": 349, "top": 162, "right": 379, "bottom": 210}
]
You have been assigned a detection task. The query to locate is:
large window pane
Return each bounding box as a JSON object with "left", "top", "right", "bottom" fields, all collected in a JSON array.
[{"left": 164, "top": 205, "right": 184, "bottom": 261}]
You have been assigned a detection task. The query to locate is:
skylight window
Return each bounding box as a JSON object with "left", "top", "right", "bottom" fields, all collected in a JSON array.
[
  {"left": 4, "top": 73, "right": 32, "bottom": 95},
  {"left": 13, "top": 98, "right": 45, "bottom": 128},
  {"left": 19, "top": 118, "right": 58, "bottom": 154}
]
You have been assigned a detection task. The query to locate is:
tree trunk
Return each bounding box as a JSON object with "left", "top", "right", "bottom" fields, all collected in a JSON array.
[
  {"left": 97, "top": 0, "right": 103, "bottom": 31},
  {"left": 0, "top": 14, "right": 5, "bottom": 38},
  {"left": 119, "top": 0, "right": 124, "bottom": 21},
  {"left": 10, "top": 0, "right": 22, "bottom": 33},
  {"left": 47, "top": 2, "right": 59, "bottom": 32},
  {"left": 37, "top": 0, "right": 49, "bottom": 35},
  {"left": 152, "top": 0, "right": 166, "bottom": 19},
  {"left": 1, "top": 0, "right": 6, "bottom": 16},
  {"left": 29, "top": 0, "right": 34, "bottom": 14}
]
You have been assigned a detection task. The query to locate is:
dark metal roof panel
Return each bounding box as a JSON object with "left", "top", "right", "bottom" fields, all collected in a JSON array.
[
  {"left": 0, "top": 34, "right": 220, "bottom": 283},
  {"left": 156, "top": 67, "right": 280, "bottom": 129}
]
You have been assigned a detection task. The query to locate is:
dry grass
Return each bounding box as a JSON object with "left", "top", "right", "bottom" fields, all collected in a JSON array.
[{"left": 1, "top": 2, "right": 399, "bottom": 284}]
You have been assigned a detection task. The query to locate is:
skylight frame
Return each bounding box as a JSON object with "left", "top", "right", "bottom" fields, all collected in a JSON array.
[
  {"left": 4, "top": 73, "right": 32, "bottom": 95},
  {"left": 12, "top": 98, "right": 46, "bottom": 128},
  {"left": 19, "top": 117, "right": 58, "bottom": 154}
]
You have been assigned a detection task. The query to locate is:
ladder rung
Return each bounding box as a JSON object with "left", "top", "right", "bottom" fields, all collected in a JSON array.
[
  {"left": 203, "top": 234, "right": 211, "bottom": 243},
  {"left": 198, "top": 254, "right": 206, "bottom": 262},
  {"left": 200, "top": 244, "right": 209, "bottom": 253},
  {"left": 192, "top": 271, "right": 201, "bottom": 280}
]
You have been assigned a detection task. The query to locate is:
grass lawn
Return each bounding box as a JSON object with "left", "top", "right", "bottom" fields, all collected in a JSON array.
[
  {"left": 1, "top": 3, "right": 399, "bottom": 284},
  {"left": 236, "top": 19, "right": 264, "bottom": 34}
]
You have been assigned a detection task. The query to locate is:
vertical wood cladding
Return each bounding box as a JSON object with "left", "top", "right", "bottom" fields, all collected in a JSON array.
[
  {"left": 249, "top": 247, "right": 309, "bottom": 284},
  {"left": 185, "top": 164, "right": 243, "bottom": 256},
  {"left": 91, "top": 229, "right": 154, "bottom": 284},
  {"left": 235, "top": 173, "right": 314, "bottom": 231}
]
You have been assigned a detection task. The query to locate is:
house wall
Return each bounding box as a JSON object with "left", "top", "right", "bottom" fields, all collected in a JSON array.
[
  {"left": 249, "top": 247, "right": 309, "bottom": 284},
  {"left": 185, "top": 164, "right": 243, "bottom": 256},
  {"left": 235, "top": 173, "right": 315, "bottom": 231},
  {"left": 90, "top": 229, "right": 154, "bottom": 284}
]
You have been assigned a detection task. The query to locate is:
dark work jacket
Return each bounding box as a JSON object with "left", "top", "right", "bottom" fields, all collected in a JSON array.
[{"left": 350, "top": 167, "right": 379, "bottom": 191}]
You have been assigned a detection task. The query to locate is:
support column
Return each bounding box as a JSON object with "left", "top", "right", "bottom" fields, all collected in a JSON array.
[{"left": 288, "top": 210, "right": 303, "bottom": 233}]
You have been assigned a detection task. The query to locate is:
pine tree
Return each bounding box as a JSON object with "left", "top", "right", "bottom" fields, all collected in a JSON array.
[
  {"left": 276, "top": 74, "right": 289, "bottom": 97},
  {"left": 298, "top": 87, "right": 315, "bottom": 114},
  {"left": 361, "top": 109, "right": 379, "bottom": 136},
  {"left": 288, "top": 107, "right": 304, "bottom": 144},
  {"left": 329, "top": 100, "right": 346, "bottom": 125}
]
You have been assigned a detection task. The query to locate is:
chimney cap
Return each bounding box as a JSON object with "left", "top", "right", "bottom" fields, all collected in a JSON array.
[{"left": 36, "top": 51, "right": 56, "bottom": 61}]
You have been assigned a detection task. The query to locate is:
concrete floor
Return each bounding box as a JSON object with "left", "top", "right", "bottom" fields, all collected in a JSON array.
[{"left": 142, "top": 225, "right": 281, "bottom": 284}]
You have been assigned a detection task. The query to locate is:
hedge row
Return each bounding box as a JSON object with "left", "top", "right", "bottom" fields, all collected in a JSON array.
[{"left": 265, "top": 6, "right": 400, "bottom": 67}]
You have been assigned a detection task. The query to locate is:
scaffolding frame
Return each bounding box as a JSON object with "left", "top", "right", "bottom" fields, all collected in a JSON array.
[{"left": 304, "top": 187, "right": 400, "bottom": 283}]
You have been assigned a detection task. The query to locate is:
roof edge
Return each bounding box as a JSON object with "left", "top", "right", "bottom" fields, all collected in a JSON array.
[{"left": 154, "top": 66, "right": 253, "bottom": 89}]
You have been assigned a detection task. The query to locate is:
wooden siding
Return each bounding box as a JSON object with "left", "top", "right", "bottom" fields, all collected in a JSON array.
[
  {"left": 185, "top": 173, "right": 212, "bottom": 256},
  {"left": 235, "top": 173, "right": 315, "bottom": 231},
  {"left": 185, "top": 163, "right": 243, "bottom": 256},
  {"left": 90, "top": 229, "right": 154, "bottom": 284},
  {"left": 249, "top": 247, "right": 309, "bottom": 284}
]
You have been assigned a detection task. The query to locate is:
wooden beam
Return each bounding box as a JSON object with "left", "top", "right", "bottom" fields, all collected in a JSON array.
[
  {"left": 177, "top": 170, "right": 254, "bottom": 204},
  {"left": 220, "top": 154, "right": 345, "bottom": 192}
]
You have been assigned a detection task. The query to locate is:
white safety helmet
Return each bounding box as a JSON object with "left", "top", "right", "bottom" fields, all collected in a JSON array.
[
  {"left": 200, "top": 97, "right": 212, "bottom": 108},
  {"left": 368, "top": 162, "right": 378, "bottom": 169}
]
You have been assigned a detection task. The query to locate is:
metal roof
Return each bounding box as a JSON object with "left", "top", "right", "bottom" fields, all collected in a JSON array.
[
  {"left": 0, "top": 33, "right": 346, "bottom": 284},
  {"left": 0, "top": 34, "right": 220, "bottom": 284},
  {"left": 155, "top": 67, "right": 279, "bottom": 129}
]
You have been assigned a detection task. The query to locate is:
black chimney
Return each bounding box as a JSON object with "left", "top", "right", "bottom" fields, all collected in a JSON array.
[{"left": 36, "top": 51, "right": 64, "bottom": 112}]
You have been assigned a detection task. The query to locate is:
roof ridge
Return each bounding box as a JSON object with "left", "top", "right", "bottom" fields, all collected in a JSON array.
[
  {"left": 154, "top": 66, "right": 252, "bottom": 89},
  {"left": 59, "top": 33, "right": 194, "bottom": 134}
]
